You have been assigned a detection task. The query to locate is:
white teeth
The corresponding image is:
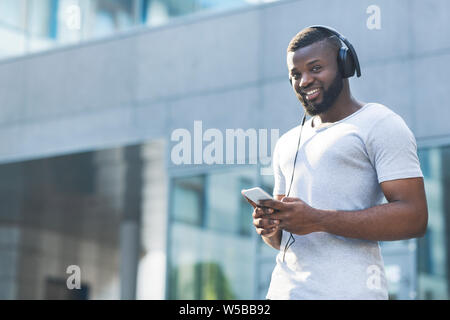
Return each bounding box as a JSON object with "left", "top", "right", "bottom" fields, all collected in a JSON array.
[{"left": 306, "top": 88, "right": 320, "bottom": 95}]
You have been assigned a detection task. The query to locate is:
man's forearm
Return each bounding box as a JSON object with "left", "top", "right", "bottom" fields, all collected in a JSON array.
[{"left": 315, "top": 200, "right": 427, "bottom": 241}]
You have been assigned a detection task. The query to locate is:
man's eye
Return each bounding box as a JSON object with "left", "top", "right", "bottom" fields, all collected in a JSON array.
[
  {"left": 312, "top": 66, "right": 321, "bottom": 72},
  {"left": 292, "top": 74, "right": 300, "bottom": 80}
]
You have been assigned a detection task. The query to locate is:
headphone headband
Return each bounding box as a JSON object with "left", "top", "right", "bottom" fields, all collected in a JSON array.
[{"left": 309, "top": 25, "right": 361, "bottom": 77}]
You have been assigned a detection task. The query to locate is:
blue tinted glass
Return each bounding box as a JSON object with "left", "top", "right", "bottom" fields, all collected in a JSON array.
[
  {"left": 197, "top": 0, "right": 247, "bottom": 10},
  {"left": 205, "top": 169, "right": 255, "bottom": 234},
  {"left": 417, "top": 146, "right": 449, "bottom": 299},
  {"left": 91, "top": 0, "right": 135, "bottom": 37},
  {"left": 172, "top": 176, "right": 204, "bottom": 226},
  {"left": 169, "top": 168, "right": 257, "bottom": 299},
  {"left": 0, "top": 0, "right": 25, "bottom": 29},
  {"left": 418, "top": 148, "right": 431, "bottom": 179}
]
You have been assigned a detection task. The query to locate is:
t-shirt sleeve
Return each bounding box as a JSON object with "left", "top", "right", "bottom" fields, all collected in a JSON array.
[
  {"left": 272, "top": 138, "right": 286, "bottom": 196},
  {"left": 366, "top": 114, "right": 423, "bottom": 183}
]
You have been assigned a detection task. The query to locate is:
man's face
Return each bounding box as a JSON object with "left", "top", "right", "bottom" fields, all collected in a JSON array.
[{"left": 287, "top": 40, "right": 343, "bottom": 116}]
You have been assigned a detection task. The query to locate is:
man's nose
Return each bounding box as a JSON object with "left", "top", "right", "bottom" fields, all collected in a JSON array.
[{"left": 299, "top": 72, "right": 313, "bottom": 89}]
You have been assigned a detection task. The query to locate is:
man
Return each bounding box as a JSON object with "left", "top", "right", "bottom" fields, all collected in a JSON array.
[{"left": 247, "top": 27, "right": 428, "bottom": 299}]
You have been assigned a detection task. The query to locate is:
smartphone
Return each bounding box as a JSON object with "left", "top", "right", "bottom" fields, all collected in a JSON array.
[{"left": 241, "top": 187, "right": 273, "bottom": 204}]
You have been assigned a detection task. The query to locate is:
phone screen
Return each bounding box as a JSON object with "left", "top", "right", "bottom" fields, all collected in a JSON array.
[{"left": 241, "top": 187, "right": 273, "bottom": 204}]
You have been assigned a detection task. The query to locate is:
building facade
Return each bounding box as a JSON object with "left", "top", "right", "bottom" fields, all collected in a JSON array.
[{"left": 0, "top": 0, "right": 449, "bottom": 299}]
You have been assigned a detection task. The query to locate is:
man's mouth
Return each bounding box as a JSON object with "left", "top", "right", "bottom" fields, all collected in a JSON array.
[{"left": 304, "top": 88, "right": 321, "bottom": 101}]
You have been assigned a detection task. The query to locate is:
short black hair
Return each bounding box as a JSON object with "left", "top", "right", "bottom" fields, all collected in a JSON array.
[{"left": 287, "top": 27, "right": 341, "bottom": 53}]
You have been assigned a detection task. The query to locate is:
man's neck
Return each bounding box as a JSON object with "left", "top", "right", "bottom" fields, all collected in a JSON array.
[{"left": 313, "top": 89, "right": 364, "bottom": 126}]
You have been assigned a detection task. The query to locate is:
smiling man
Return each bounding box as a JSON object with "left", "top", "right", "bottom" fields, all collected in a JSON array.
[{"left": 247, "top": 26, "right": 428, "bottom": 299}]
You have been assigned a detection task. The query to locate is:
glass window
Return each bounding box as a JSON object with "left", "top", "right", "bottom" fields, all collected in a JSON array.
[
  {"left": 28, "top": 0, "right": 54, "bottom": 37},
  {"left": 0, "top": 145, "right": 146, "bottom": 299},
  {"left": 255, "top": 171, "right": 278, "bottom": 299},
  {"left": 0, "top": 0, "right": 26, "bottom": 30},
  {"left": 168, "top": 168, "right": 258, "bottom": 299},
  {"left": 0, "top": 27, "right": 26, "bottom": 59},
  {"left": 172, "top": 175, "right": 205, "bottom": 226},
  {"left": 205, "top": 169, "right": 254, "bottom": 234},
  {"left": 238, "top": 177, "right": 254, "bottom": 236},
  {"left": 143, "top": 0, "right": 170, "bottom": 26},
  {"left": 55, "top": 0, "right": 84, "bottom": 45},
  {"left": 143, "top": 0, "right": 256, "bottom": 27},
  {"left": 144, "top": 0, "right": 196, "bottom": 27},
  {"left": 88, "top": 0, "right": 135, "bottom": 38},
  {"left": 196, "top": 0, "right": 250, "bottom": 11},
  {"left": 0, "top": 0, "right": 27, "bottom": 58},
  {"left": 45, "top": 277, "right": 90, "bottom": 299},
  {"left": 417, "top": 146, "right": 449, "bottom": 299}
]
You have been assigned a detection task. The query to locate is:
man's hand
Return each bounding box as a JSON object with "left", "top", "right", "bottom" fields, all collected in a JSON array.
[
  {"left": 259, "top": 197, "right": 322, "bottom": 236},
  {"left": 252, "top": 205, "right": 279, "bottom": 237},
  {"left": 243, "top": 195, "right": 280, "bottom": 238}
]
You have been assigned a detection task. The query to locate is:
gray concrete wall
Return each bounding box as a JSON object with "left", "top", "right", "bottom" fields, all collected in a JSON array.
[{"left": 0, "top": 0, "right": 449, "bottom": 161}]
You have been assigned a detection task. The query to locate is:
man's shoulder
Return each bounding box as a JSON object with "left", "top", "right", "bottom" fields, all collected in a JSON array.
[
  {"left": 359, "top": 103, "right": 416, "bottom": 148},
  {"left": 354, "top": 103, "right": 408, "bottom": 132},
  {"left": 358, "top": 102, "right": 398, "bottom": 121}
]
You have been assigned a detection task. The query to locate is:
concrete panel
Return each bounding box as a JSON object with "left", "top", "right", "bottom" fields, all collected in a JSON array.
[
  {"left": 350, "top": 59, "right": 416, "bottom": 132},
  {"left": 22, "top": 53, "right": 69, "bottom": 120},
  {"left": 356, "top": 0, "right": 413, "bottom": 64},
  {"left": 23, "top": 38, "right": 136, "bottom": 120},
  {"left": 413, "top": 53, "right": 450, "bottom": 138},
  {"left": 411, "top": 0, "right": 450, "bottom": 54},
  {"left": 262, "top": 0, "right": 413, "bottom": 80},
  {"left": 167, "top": 85, "right": 260, "bottom": 133},
  {"left": 0, "top": 106, "right": 136, "bottom": 164},
  {"left": 134, "top": 102, "right": 168, "bottom": 139},
  {"left": 259, "top": 79, "right": 305, "bottom": 135},
  {"left": 0, "top": 61, "right": 26, "bottom": 125},
  {"left": 135, "top": 10, "right": 261, "bottom": 102}
]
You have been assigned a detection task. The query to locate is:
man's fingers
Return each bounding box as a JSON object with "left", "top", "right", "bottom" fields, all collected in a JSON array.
[
  {"left": 253, "top": 207, "right": 262, "bottom": 218},
  {"left": 253, "top": 218, "right": 280, "bottom": 228},
  {"left": 256, "top": 227, "right": 278, "bottom": 236},
  {"left": 258, "top": 199, "right": 285, "bottom": 210},
  {"left": 253, "top": 206, "right": 275, "bottom": 218}
]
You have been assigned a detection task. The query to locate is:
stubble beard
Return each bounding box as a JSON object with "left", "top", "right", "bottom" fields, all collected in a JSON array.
[{"left": 298, "top": 72, "right": 344, "bottom": 116}]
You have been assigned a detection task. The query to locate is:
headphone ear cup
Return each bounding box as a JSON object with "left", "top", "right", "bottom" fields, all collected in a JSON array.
[{"left": 339, "top": 47, "right": 355, "bottom": 78}]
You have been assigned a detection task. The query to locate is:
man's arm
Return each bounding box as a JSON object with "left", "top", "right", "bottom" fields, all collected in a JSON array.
[
  {"left": 318, "top": 177, "right": 428, "bottom": 241},
  {"left": 260, "top": 177, "right": 428, "bottom": 241},
  {"left": 317, "top": 177, "right": 428, "bottom": 240}
]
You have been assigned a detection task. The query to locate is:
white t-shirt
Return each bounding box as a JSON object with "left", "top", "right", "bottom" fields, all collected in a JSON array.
[{"left": 266, "top": 103, "right": 423, "bottom": 300}]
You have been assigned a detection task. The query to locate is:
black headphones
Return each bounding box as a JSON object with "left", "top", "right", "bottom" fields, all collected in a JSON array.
[
  {"left": 282, "top": 26, "right": 361, "bottom": 262},
  {"left": 309, "top": 25, "right": 361, "bottom": 78}
]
